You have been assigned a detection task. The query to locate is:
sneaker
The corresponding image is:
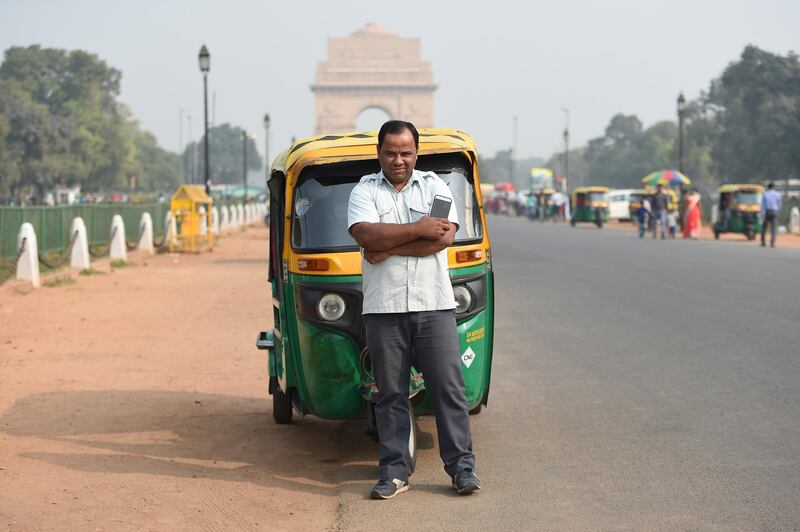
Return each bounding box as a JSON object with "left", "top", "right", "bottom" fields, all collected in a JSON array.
[
  {"left": 452, "top": 469, "right": 481, "bottom": 495},
  {"left": 370, "top": 478, "right": 409, "bottom": 500}
]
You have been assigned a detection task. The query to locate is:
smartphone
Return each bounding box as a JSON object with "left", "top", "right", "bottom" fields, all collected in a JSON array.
[{"left": 429, "top": 195, "right": 452, "bottom": 219}]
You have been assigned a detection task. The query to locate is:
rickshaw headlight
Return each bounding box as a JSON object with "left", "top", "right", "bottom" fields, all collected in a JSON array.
[
  {"left": 317, "top": 293, "right": 346, "bottom": 322},
  {"left": 453, "top": 285, "right": 473, "bottom": 315}
]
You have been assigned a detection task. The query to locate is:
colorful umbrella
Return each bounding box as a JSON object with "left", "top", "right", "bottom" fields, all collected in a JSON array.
[{"left": 641, "top": 170, "right": 692, "bottom": 187}]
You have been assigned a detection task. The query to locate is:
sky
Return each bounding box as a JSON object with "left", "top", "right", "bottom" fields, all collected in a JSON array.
[{"left": 1, "top": 0, "right": 799, "bottom": 163}]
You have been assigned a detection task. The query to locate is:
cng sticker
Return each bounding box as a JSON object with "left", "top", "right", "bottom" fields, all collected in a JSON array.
[{"left": 461, "top": 346, "right": 477, "bottom": 369}]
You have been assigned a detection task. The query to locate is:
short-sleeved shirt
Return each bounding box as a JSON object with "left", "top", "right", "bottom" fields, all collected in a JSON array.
[{"left": 348, "top": 169, "right": 459, "bottom": 315}]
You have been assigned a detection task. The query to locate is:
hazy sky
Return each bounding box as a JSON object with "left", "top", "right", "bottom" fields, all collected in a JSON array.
[{"left": 1, "top": 0, "right": 798, "bottom": 163}]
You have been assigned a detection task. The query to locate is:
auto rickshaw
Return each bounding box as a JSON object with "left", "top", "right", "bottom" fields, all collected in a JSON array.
[
  {"left": 257, "top": 128, "right": 495, "bottom": 469},
  {"left": 534, "top": 188, "right": 555, "bottom": 221},
  {"left": 629, "top": 188, "right": 679, "bottom": 227},
  {"left": 570, "top": 186, "right": 610, "bottom": 227},
  {"left": 713, "top": 184, "right": 764, "bottom": 240}
]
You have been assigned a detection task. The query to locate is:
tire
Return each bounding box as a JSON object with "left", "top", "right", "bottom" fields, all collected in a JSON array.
[
  {"left": 469, "top": 404, "right": 482, "bottom": 415},
  {"left": 271, "top": 378, "right": 293, "bottom": 424},
  {"left": 746, "top": 229, "right": 755, "bottom": 241},
  {"left": 714, "top": 228, "right": 720, "bottom": 240},
  {"left": 570, "top": 218, "right": 576, "bottom": 227},
  {"left": 408, "top": 409, "right": 417, "bottom": 476}
]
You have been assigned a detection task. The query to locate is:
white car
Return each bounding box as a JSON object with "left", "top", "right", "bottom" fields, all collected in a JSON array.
[{"left": 608, "top": 189, "right": 636, "bottom": 220}]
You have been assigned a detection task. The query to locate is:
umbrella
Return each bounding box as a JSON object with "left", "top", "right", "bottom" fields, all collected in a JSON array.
[{"left": 641, "top": 170, "right": 691, "bottom": 187}]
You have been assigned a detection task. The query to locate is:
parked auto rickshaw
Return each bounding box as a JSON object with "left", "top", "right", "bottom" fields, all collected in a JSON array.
[
  {"left": 534, "top": 188, "right": 555, "bottom": 221},
  {"left": 627, "top": 189, "right": 649, "bottom": 223},
  {"left": 257, "top": 128, "right": 495, "bottom": 469},
  {"left": 570, "top": 186, "right": 610, "bottom": 227},
  {"left": 713, "top": 184, "right": 764, "bottom": 240}
]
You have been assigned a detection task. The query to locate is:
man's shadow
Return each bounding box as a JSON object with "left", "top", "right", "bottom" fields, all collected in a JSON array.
[{"left": 0, "top": 389, "right": 434, "bottom": 496}]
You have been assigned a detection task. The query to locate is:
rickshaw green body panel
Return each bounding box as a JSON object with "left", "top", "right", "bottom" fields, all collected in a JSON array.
[
  {"left": 572, "top": 204, "right": 609, "bottom": 223},
  {"left": 268, "top": 264, "right": 494, "bottom": 419},
  {"left": 714, "top": 211, "right": 762, "bottom": 236}
]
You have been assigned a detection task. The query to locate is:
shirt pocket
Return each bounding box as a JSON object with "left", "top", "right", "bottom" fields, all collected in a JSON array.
[
  {"left": 376, "top": 199, "right": 396, "bottom": 224},
  {"left": 408, "top": 197, "right": 430, "bottom": 223}
]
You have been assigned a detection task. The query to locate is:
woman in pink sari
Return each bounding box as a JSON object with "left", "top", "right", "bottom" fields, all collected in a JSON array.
[{"left": 682, "top": 188, "right": 702, "bottom": 239}]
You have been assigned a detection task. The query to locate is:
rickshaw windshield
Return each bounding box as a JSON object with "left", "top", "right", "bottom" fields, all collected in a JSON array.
[
  {"left": 588, "top": 192, "right": 608, "bottom": 201},
  {"left": 291, "top": 156, "right": 483, "bottom": 252},
  {"left": 733, "top": 191, "right": 761, "bottom": 205}
]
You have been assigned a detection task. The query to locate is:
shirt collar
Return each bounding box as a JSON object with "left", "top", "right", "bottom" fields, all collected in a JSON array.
[{"left": 380, "top": 169, "right": 422, "bottom": 191}]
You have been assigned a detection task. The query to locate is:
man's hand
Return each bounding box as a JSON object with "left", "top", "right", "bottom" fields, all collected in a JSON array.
[
  {"left": 364, "top": 250, "right": 390, "bottom": 264},
  {"left": 415, "top": 216, "right": 450, "bottom": 240}
]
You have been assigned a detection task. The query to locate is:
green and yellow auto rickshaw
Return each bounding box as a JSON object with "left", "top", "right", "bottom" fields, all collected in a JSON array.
[
  {"left": 570, "top": 186, "right": 610, "bottom": 228},
  {"left": 713, "top": 184, "right": 764, "bottom": 240},
  {"left": 257, "top": 128, "right": 495, "bottom": 469}
]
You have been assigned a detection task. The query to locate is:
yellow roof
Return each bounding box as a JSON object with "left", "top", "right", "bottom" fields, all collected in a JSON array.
[
  {"left": 172, "top": 184, "right": 211, "bottom": 203},
  {"left": 574, "top": 186, "right": 610, "bottom": 193},
  {"left": 269, "top": 128, "right": 478, "bottom": 181},
  {"left": 718, "top": 184, "right": 764, "bottom": 193}
]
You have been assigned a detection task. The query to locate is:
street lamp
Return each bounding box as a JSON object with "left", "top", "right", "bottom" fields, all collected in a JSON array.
[
  {"left": 561, "top": 107, "right": 570, "bottom": 190},
  {"left": 677, "top": 92, "right": 686, "bottom": 174},
  {"left": 242, "top": 131, "right": 250, "bottom": 206},
  {"left": 198, "top": 45, "right": 211, "bottom": 195},
  {"left": 263, "top": 113, "right": 271, "bottom": 177}
]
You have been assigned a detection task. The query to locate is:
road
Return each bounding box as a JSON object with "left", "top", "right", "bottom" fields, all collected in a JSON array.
[
  {"left": 2, "top": 219, "right": 799, "bottom": 530},
  {"left": 335, "top": 216, "right": 800, "bottom": 530}
]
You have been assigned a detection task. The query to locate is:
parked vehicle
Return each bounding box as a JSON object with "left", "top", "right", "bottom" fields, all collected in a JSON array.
[
  {"left": 608, "top": 189, "right": 635, "bottom": 220},
  {"left": 713, "top": 184, "right": 764, "bottom": 240},
  {"left": 570, "top": 186, "right": 610, "bottom": 228},
  {"left": 257, "top": 128, "right": 495, "bottom": 469}
]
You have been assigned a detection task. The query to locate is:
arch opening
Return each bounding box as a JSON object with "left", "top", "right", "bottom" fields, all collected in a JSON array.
[{"left": 355, "top": 106, "right": 392, "bottom": 132}]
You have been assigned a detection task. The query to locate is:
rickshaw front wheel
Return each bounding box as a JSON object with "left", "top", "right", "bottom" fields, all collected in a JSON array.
[{"left": 270, "top": 377, "right": 293, "bottom": 424}]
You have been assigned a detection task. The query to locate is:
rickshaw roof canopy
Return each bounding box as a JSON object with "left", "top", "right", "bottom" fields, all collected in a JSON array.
[
  {"left": 573, "top": 186, "right": 610, "bottom": 193},
  {"left": 718, "top": 183, "right": 764, "bottom": 193},
  {"left": 269, "top": 128, "right": 478, "bottom": 181},
  {"left": 172, "top": 184, "right": 212, "bottom": 204}
]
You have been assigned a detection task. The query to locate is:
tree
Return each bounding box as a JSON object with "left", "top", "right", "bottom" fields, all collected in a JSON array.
[{"left": 183, "top": 123, "right": 263, "bottom": 185}]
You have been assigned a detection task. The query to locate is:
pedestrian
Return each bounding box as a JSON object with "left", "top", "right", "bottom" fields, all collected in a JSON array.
[
  {"left": 347, "top": 120, "right": 480, "bottom": 500},
  {"left": 682, "top": 188, "right": 702, "bottom": 239},
  {"left": 526, "top": 191, "right": 538, "bottom": 220},
  {"left": 668, "top": 209, "right": 678, "bottom": 239},
  {"left": 651, "top": 184, "right": 669, "bottom": 239},
  {"left": 761, "top": 182, "right": 783, "bottom": 248},
  {"left": 552, "top": 191, "right": 565, "bottom": 222},
  {"left": 636, "top": 197, "right": 651, "bottom": 238}
]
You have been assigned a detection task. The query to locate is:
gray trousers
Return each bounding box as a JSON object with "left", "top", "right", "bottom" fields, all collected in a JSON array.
[{"left": 364, "top": 310, "right": 475, "bottom": 481}]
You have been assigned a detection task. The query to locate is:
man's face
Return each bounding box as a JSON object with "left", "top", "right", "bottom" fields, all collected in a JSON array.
[{"left": 378, "top": 129, "right": 417, "bottom": 185}]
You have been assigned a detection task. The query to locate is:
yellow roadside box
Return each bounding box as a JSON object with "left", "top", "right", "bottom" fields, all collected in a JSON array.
[{"left": 169, "top": 185, "right": 213, "bottom": 253}]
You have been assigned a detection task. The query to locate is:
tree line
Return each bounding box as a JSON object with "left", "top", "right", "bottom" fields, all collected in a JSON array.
[
  {"left": 0, "top": 45, "right": 264, "bottom": 205},
  {"left": 482, "top": 45, "right": 800, "bottom": 193}
]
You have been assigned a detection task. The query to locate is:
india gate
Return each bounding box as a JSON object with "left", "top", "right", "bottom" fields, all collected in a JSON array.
[{"left": 312, "top": 23, "right": 436, "bottom": 134}]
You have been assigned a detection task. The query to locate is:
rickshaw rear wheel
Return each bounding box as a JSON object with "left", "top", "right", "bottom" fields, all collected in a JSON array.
[
  {"left": 746, "top": 229, "right": 755, "bottom": 241},
  {"left": 270, "top": 377, "right": 293, "bottom": 424}
]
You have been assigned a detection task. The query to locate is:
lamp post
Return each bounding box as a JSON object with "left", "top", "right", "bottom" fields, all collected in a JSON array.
[
  {"left": 263, "top": 113, "right": 271, "bottom": 177},
  {"left": 561, "top": 107, "right": 570, "bottom": 190},
  {"left": 677, "top": 92, "right": 686, "bottom": 174},
  {"left": 198, "top": 45, "right": 211, "bottom": 195},
  {"left": 242, "top": 131, "right": 250, "bottom": 206}
]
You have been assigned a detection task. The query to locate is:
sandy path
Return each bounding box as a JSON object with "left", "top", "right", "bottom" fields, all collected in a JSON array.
[{"left": 0, "top": 226, "right": 341, "bottom": 531}]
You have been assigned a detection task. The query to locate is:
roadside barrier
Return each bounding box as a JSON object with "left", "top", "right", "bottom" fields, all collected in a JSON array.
[
  {"left": 70, "top": 218, "right": 91, "bottom": 270},
  {"left": 791, "top": 207, "right": 799, "bottom": 234},
  {"left": 138, "top": 213, "right": 155, "bottom": 255},
  {"left": 237, "top": 205, "right": 245, "bottom": 227},
  {"left": 38, "top": 229, "right": 79, "bottom": 270},
  {"left": 211, "top": 207, "right": 220, "bottom": 235},
  {"left": 15, "top": 224, "right": 40, "bottom": 287},
  {"left": 0, "top": 237, "right": 28, "bottom": 286},
  {"left": 220, "top": 206, "right": 230, "bottom": 232},
  {"left": 109, "top": 215, "right": 127, "bottom": 262}
]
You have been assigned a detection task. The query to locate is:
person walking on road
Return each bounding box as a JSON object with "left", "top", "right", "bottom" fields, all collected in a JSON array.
[
  {"left": 682, "top": 188, "right": 702, "bottom": 240},
  {"left": 348, "top": 120, "right": 480, "bottom": 500},
  {"left": 636, "top": 197, "right": 652, "bottom": 238},
  {"left": 651, "top": 184, "right": 669, "bottom": 239},
  {"left": 761, "top": 182, "right": 783, "bottom": 248}
]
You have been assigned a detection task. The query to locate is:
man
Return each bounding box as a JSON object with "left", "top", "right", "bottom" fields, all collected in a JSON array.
[
  {"left": 761, "top": 182, "right": 782, "bottom": 248},
  {"left": 348, "top": 120, "right": 480, "bottom": 499},
  {"left": 651, "top": 184, "right": 669, "bottom": 239}
]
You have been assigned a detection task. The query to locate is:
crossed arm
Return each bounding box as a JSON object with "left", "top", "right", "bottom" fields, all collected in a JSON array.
[{"left": 349, "top": 217, "right": 456, "bottom": 264}]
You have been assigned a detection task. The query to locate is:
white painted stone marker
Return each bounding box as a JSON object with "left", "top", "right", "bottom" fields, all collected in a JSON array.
[
  {"left": 211, "top": 206, "right": 220, "bottom": 235},
  {"left": 790, "top": 207, "right": 799, "bottom": 234},
  {"left": 70, "top": 217, "right": 91, "bottom": 270},
  {"left": 138, "top": 212, "right": 154, "bottom": 255},
  {"left": 16, "top": 222, "right": 40, "bottom": 287},
  {"left": 109, "top": 214, "right": 127, "bottom": 262}
]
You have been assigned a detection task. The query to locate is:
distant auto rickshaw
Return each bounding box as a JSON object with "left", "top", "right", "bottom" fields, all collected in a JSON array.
[
  {"left": 571, "top": 186, "right": 610, "bottom": 228},
  {"left": 257, "top": 128, "right": 495, "bottom": 471},
  {"left": 534, "top": 188, "right": 555, "bottom": 221},
  {"left": 713, "top": 184, "right": 764, "bottom": 240}
]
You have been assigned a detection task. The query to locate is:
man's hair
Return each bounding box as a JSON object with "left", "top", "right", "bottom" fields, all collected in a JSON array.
[
  {"left": 377, "top": 120, "right": 419, "bottom": 151},
  {"left": 767, "top": 182, "right": 775, "bottom": 189}
]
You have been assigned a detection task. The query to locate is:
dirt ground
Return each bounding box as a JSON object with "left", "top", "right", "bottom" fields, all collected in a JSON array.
[{"left": 0, "top": 226, "right": 348, "bottom": 531}]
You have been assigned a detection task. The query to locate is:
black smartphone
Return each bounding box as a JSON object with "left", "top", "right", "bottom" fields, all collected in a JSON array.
[{"left": 429, "top": 195, "right": 452, "bottom": 218}]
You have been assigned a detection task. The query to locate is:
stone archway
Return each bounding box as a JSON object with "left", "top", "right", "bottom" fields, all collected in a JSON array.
[{"left": 312, "top": 23, "right": 436, "bottom": 134}]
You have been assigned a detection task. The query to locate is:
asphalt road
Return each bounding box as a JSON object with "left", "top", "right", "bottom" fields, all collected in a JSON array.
[{"left": 334, "top": 216, "right": 800, "bottom": 530}]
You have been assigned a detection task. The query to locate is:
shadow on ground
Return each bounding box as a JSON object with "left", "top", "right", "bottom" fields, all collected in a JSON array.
[{"left": 0, "top": 390, "right": 434, "bottom": 496}]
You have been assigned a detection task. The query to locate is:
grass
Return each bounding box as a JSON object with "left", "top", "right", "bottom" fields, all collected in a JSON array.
[
  {"left": 79, "top": 268, "right": 105, "bottom": 276},
  {"left": 110, "top": 259, "right": 131, "bottom": 268},
  {"left": 43, "top": 276, "right": 75, "bottom": 288}
]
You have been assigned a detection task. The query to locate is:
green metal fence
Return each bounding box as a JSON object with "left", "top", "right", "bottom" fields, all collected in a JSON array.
[{"left": 0, "top": 203, "right": 170, "bottom": 259}]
